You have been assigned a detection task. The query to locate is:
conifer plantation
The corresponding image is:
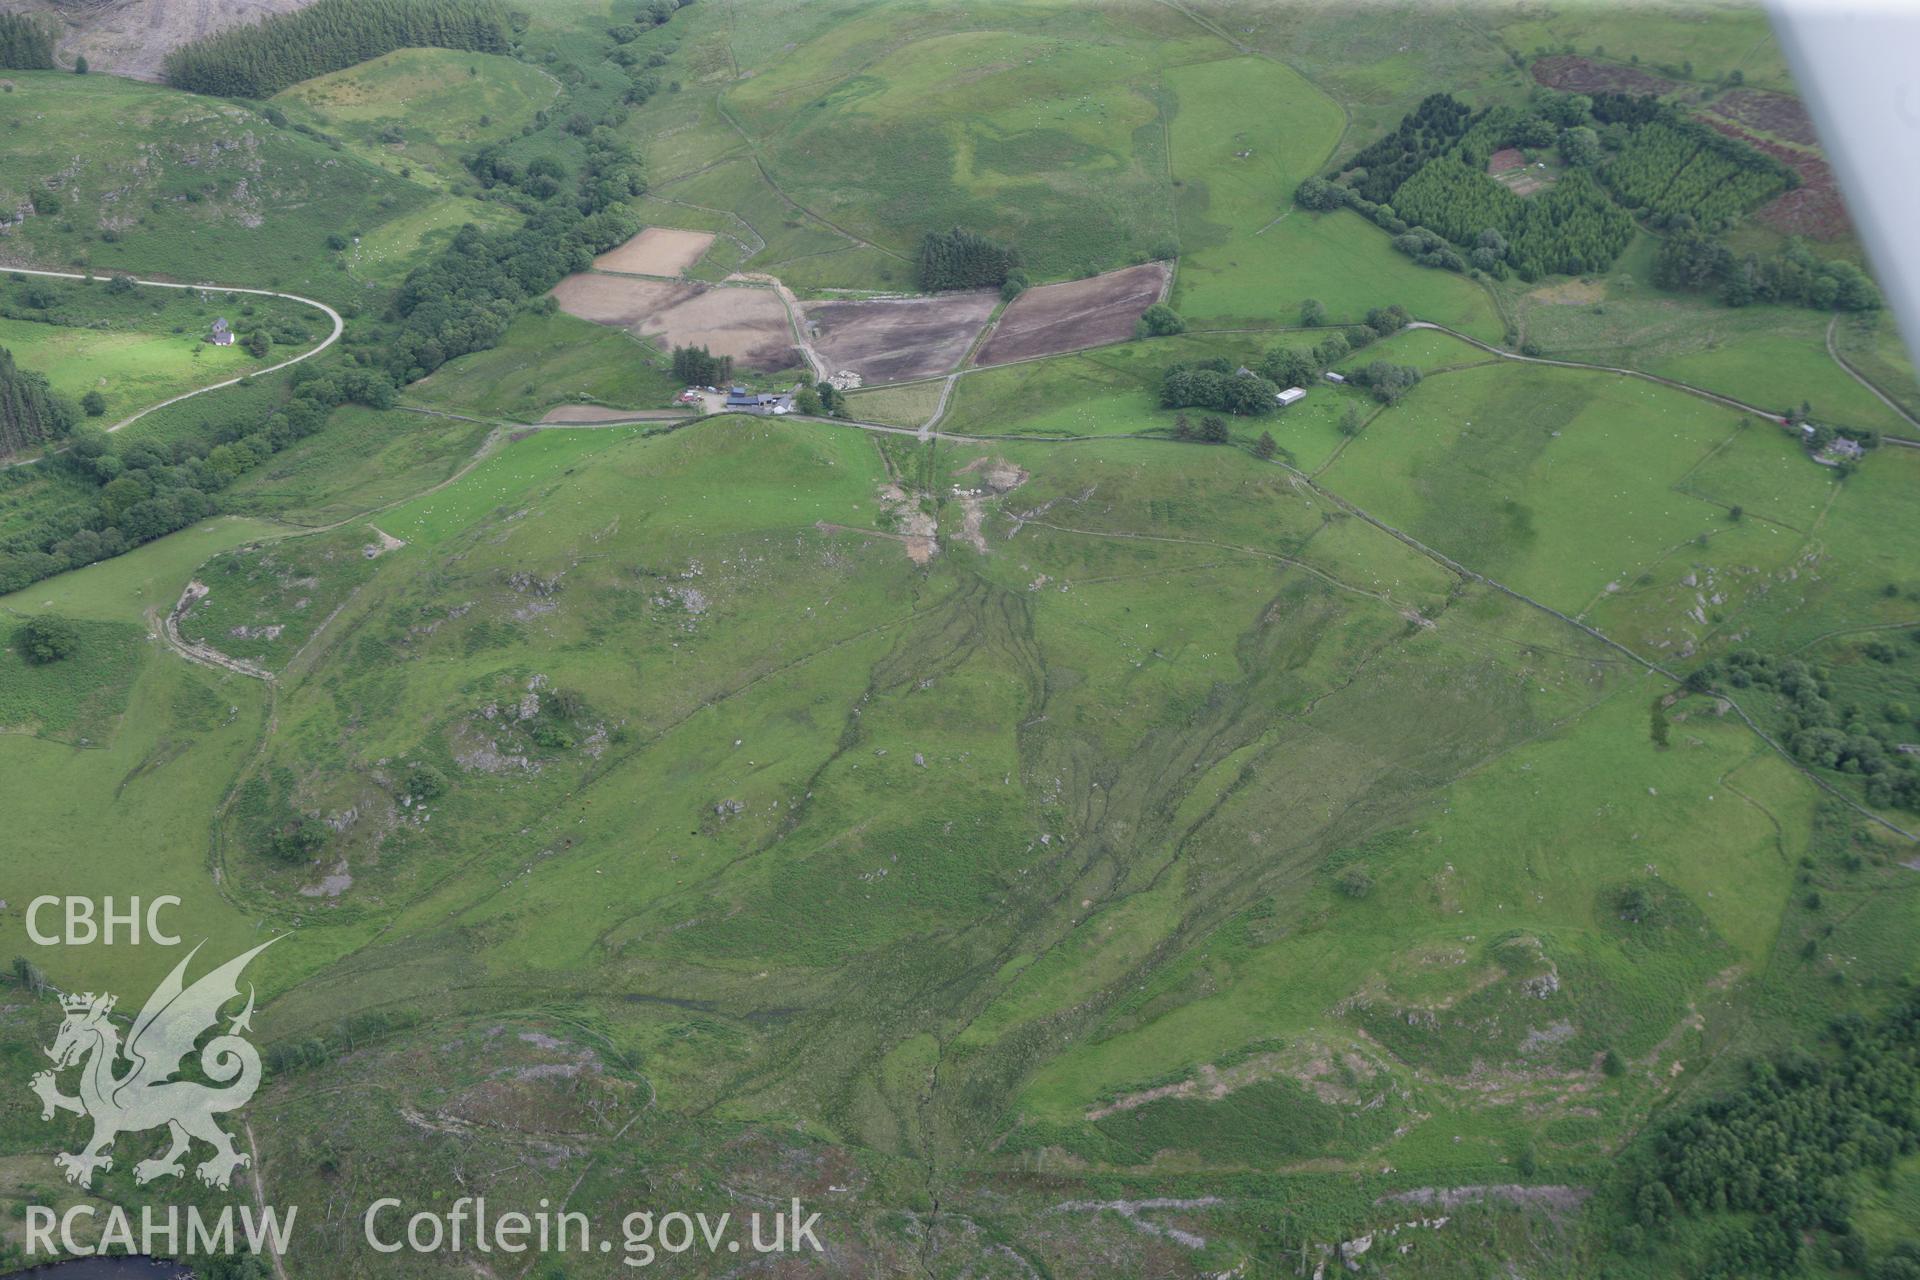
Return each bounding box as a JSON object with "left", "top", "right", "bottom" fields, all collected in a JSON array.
[
  {"left": 0, "top": 14, "right": 53, "bottom": 70},
  {"left": 0, "top": 346, "right": 72, "bottom": 455},
  {"left": 163, "top": 0, "right": 511, "bottom": 98},
  {"left": 917, "top": 226, "right": 1021, "bottom": 291}
]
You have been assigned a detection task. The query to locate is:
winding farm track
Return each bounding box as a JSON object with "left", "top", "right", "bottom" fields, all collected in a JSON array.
[
  {"left": 1826, "top": 314, "right": 1920, "bottom": 433},
  {"left": 741, "top": 271, "right": 830, "bottom": 381},
  {"left": 242, "top": 1121, "right": 290, "bottom": 1280},
  {"left": 0, "top": 266, "right": 344, "bottom": 465},
  {"left": 154, "top": 580, "right": 272, "bottom": 683}
]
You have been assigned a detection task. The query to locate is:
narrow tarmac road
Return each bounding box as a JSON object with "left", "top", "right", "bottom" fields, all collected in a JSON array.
[{"left": 1, "top": 266, "right": 344, "bottom": 467}]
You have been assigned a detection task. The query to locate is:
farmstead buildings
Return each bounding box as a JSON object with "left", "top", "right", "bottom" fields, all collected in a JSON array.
[{"left": 725, "top": 385, "right": 793, "bottom": 414}]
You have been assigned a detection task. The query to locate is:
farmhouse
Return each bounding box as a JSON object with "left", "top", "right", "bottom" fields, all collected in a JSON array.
[
  {"left": 723, "top": 385, "right": 793, "bottom": 415},
  {"left": 1323, "top": 370, "right": 1346, "bottom": 385},
  {"left": 1802, "top": 424, "right": 1866, "bottom": 465},
  {"left": 1276, "top": 387, "right": 1307, "bottom": 407},
  {"left": 210, "top": 318, "right": 234, "bottom": 347}
]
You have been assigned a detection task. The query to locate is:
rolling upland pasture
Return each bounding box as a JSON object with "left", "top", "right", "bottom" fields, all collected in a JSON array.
[
  {"left": 221, "top": 406, "right": 490, "bottom": 527},
  {"left": 17, "top": 380, "right": 1903, "bottom": 1273},
  {"left": 933, "top": 332, "right": 1261, "bottom": 439},
  {"left": 271, "top": 47, "right": 561, "bottom": 191},
  {"left": 403, "top": 309, "right": 682, "bottom": 419},
  {"left": 1, "top": 1, "right": 1919, "bottom": 1277},
  {"left": 0, "top": 72, "right": 428, "bottom": 305},
  {"left": 1518, "top": 289, "right": 1915, "bottom": 434},
  {"left": 1511, "top": 6, "right": 1793, "bottom": 91},
  {"left": 1321, "top": 361, "right": 1785, "bottom": 612},
  {"left": 722, "top": 11, "right": 1201, "bottom": 282}
]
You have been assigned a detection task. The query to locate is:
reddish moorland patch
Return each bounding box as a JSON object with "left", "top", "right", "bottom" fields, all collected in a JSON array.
[
  {"left": 1707, "top": 89, "right": 1819, "bottom": 147},
  {"left": 1488, "top": 148, "right": 1525, "bottom": 174},
  {"left": 973, "top": 262, "right": 1171, "bottom": 367},
  {"left": 800, "top": 291, "right": 998, "bottom": 384},
  {"left": 1531, "top": 55, "right": 1677, "bottom": 97},
  {"left": 1698, "top": 116, "right": 1850, "bottom": 240},
  {"left": 1757, "top": 180, "right": 1851, "bottom": 241}
]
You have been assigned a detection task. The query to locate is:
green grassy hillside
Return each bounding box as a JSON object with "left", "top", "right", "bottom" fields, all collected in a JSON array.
[
  {"left": 0, "top": 72, "right": 430, "bottom": 302},
  {"left": 273, "top": 49, "right": 559, "bottom": 193},
  {"left": 5, "top": 356, "right": 1914, "bottom": 1271},
  {"left": 0, "top": 3, "right": 1917, "bottom": 1278}
]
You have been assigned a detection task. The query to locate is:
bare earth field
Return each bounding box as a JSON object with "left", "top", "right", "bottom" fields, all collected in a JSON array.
[
  {"left": 5, "top": 0, "right": 314, "bottom": 80},
  {"left": 799, "top": 290, "right": 998, "bottom": 384},
  {"left": 539, "top": 405, "right": 689, "bottom": 423},
  {"left": 550, "top": 274, "right": 795, "bottom": 369},
  {"left": 592, "top": 227, "right": 717, "bottom": 277},
  {"left": 974, "top": 262, "right": 1171, "bottom": 367}
]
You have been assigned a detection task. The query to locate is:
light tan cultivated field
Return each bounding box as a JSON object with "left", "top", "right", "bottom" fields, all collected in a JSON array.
[
  {"left": 592, "top": 227, "right": 717, "bottom": 277},
  {"left": 539, "top": 405, "right": 690, "bottom": 423},
  {"left": 799, "top": 291, "right": 999, "bottom": 384},
  {"left": 975, "top": 262, "right": 1172, "bottom": 366},
  {"left": 550, "top": 275, "right": 796, "bottom": 369}
]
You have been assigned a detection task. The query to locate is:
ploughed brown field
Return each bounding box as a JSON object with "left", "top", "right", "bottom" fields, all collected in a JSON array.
[
  {"left": 973, "top": 262, "right": 1171, "bottom": 367},
  {"left": 550, "top": 275, "right": 797, "bottom": 370},
  {"left": 799, "top": 291, "right": 999, "bottom": 384},
  {"left": 592, "top": 227, "right": 717, "bottom": 277},
  {"left": 539, "top": 405, "right": 689, "bottom": 423}
]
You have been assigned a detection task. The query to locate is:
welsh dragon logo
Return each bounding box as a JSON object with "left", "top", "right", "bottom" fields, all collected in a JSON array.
[{"left": 30, "top": 940, "right": 276, "bottom": 1191}]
